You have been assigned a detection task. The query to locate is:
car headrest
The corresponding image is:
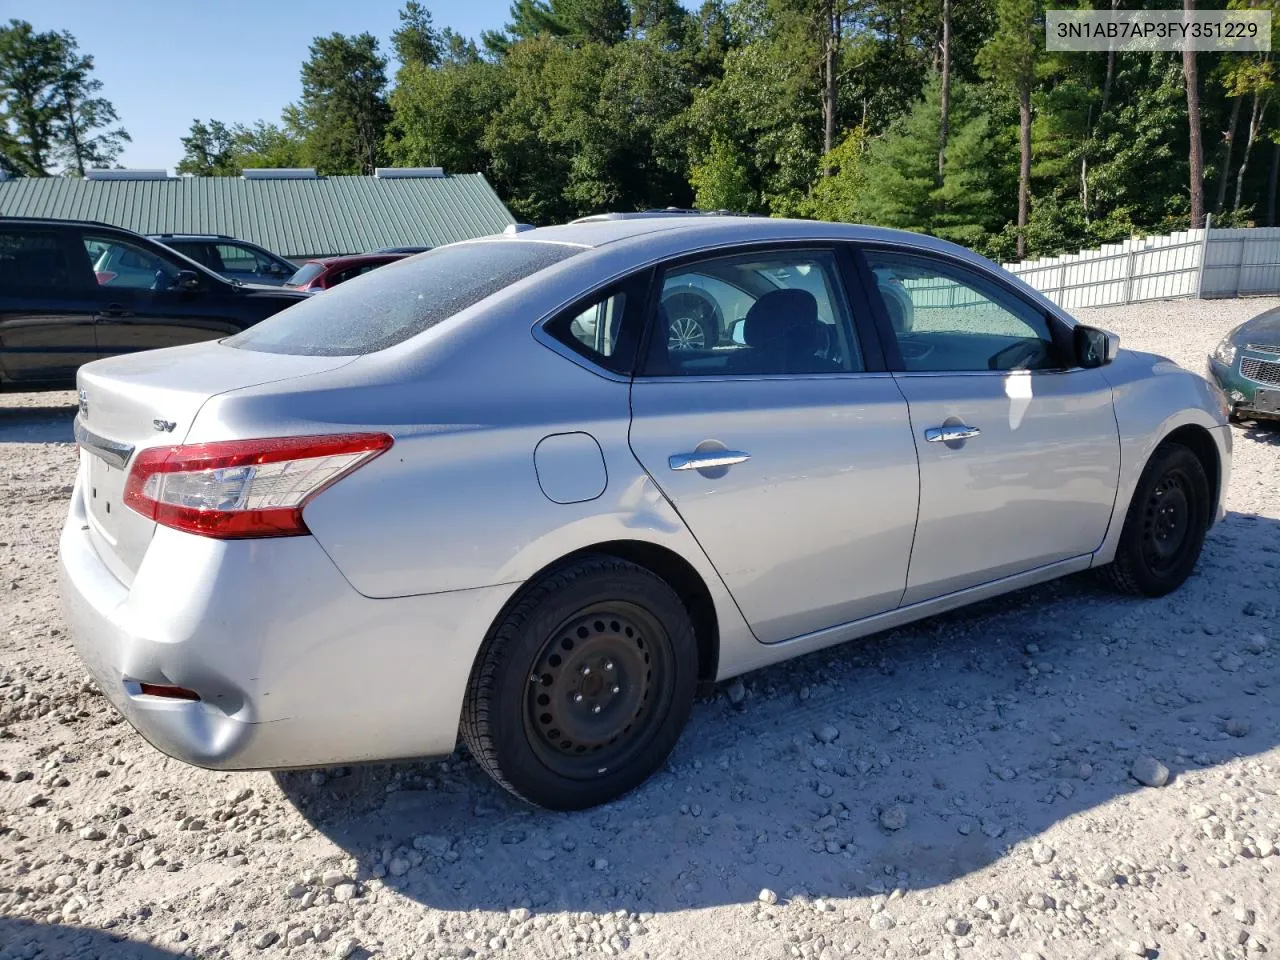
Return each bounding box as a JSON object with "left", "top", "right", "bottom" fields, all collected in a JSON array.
[{"left": 741, "top": 289, "right": 821, "bottom": 349}]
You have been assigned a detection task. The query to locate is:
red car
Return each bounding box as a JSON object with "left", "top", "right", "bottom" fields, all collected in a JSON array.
[{"left": 283, "top": 252, "right": 412, "bottom": 292}]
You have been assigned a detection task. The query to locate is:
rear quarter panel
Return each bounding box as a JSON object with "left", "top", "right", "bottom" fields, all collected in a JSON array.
[{"left": 186, "top": 301, "right": 757, "bottom": 668}]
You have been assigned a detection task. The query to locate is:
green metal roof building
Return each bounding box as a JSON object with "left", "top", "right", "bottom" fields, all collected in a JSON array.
[{"left": 0, "top": 168, "right": 515, "bottom": 259}]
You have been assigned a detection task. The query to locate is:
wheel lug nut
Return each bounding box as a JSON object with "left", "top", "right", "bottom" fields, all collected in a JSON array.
[
  {"left": 605, "top": 661, "right": 614, "bottom": 671},
  {"left": 611, "top": 685, "right": 620, "bottom": 694},
  {"left": 592, "top": 705, "right": 602, "bottom": 714},
  {"left": 573, "top": 693, "right": 584, "bottom": 703},
  {"left": 580, "top": 666, "right": 591, "bottom": 676}
]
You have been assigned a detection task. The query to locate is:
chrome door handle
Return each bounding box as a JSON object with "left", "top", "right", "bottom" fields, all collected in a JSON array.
[
  {"left": 669, "top": 451, "right": 751, "bottom": 471},
  {"left": 925, "top": 425, "right": 981, "bottom": 443}
]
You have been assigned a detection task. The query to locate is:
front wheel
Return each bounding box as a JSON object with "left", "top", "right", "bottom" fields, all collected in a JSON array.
[
  {"left": 461, "top": 556, "right": 697, "bottom": 810},
  {"left": 1097, "top": 442, "right": 1211, "bottom": 597}
]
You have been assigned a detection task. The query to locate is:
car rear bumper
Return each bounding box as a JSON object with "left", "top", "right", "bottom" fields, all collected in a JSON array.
[{"left": 58, "top": 475, "right": 516, "bottom": 770}]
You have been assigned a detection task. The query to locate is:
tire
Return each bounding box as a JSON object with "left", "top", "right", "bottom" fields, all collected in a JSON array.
[
  {"left": 662, "top": 290, "right": 721, "bottom": 352},
  {"left": 461, "top": 555, "right": 698, "bottom": 810},
  {"left": 1097, "top": 441, "right": 1211, "bottom": 597}
]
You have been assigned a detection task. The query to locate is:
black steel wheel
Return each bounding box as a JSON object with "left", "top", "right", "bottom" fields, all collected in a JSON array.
[
  {"left": 462, "top": 556, "right": 697, "bottom": 810},
  {"left": 1098, "top": 441, "right": 1211, "bottom": 597}
]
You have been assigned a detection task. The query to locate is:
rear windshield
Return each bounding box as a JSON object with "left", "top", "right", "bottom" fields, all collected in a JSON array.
[
  {"left": 284, "top": 263, "right": 325, "bottom": 287},
  {"left": 232, "top": 241, "right": 580, "bottom": 355}
]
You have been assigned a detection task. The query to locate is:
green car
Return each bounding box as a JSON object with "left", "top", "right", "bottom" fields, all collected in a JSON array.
[{"left": 1207, "top": 309, "right": 1280, "bottom": 421}]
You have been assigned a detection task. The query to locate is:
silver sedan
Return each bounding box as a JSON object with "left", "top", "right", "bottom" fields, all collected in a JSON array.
[{"left": 59, "top": 213, "right": 1232, "bottom": 810}]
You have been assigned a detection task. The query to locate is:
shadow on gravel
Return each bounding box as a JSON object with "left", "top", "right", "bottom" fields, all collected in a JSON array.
[
  {"left": 1239, "top": 418, "right": 1280, "bottom": 445},
  {"left": 279, "top": 507, "right": 1280, "bottom": 915},
  {"left": 272, "top": 440, "right": 1274, "bottom": 917},
  {"left": 0, "top": 918, "right": 185, "bottom": 959},
  {"left": 0, "top": 402, "right": 76, "bottom": 444}
]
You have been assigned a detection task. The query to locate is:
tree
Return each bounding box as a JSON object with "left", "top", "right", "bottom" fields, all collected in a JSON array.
[
  {"left": 938, "top": 0, "right": 951, "bottom": 186},
  {"left": 803, "top": 127, "right": 866, "bottom": 221},
  {"left": 690, "top": 135, "right": 756, "bottom": 211},
  {"left": 392, "top": 1, "right": 441, "bottom": 68},
  {"left": 483, "top": 0, "right": 630, "bottom": 53},
  {"left": 0, "top": 20, "right": 65, "bottom": 175},
  {"left": 177, "top": 119, "right": 239, "bottom": 176},
  {"left": 1183, "top": 0, "right": 1206, "bottom": 227},
  {"left": 51, "top": 37, "right": 129, "bottom": 175},
  {"left": 177, "top": 118, "right": 305, "bottom": 176},
  {"left": 978, "top": 0, "right": 1042, "bottom": 257},
  {"left": 385, "top": 60, "right": 502, "bottom": 174},
  {"left": 0, "top": 20, "right": 127, "bottom": 176},
  {"left": 858, "top": 77, "right": 1012, "bottom": 251},
  {"left": 294, "top": 33, "right": 391, "bottom": 174}
]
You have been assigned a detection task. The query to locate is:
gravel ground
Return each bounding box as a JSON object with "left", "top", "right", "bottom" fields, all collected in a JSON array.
[{"left": 1, "top": 297, "right": 1277, "bottom": 960}]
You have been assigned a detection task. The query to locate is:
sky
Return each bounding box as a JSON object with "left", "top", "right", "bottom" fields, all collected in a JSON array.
[{"left": 7, "top": 0, "right": 519, "bottom": 173}]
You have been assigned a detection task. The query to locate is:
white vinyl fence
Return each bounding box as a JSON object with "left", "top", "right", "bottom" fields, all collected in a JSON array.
[{"left": 1002, "top": 219, "right": 1280, "bottom": 308}]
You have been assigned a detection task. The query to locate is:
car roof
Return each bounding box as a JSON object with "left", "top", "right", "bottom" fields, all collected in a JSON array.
[
  {"left": 498, "top": 213, "right": 981, "bottom": 257},
  {"left": 1, "top": 215, "right": 131, "bottom": 232},
  {"left": 308, "top": 252, "right": 410, "bottom": 267},
  {"left": 148, "top": 233, "right": 238, "bottom": 241}
]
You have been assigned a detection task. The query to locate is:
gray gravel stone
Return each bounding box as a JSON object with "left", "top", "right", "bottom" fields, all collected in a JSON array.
[
  {"left": 254, "top": 931, "right": 279, "bottom": 950},
  {"left": 815, "top": 725, "right": 840, "bottom": 744},
  {"left": 878, "top": 805, "right": 907, "bottom": 831},
  {"left": 726, "top": 680, "right": 746, "bottom": 705},
  {"left": 1225, "top": 717, "right": 1252, "bottom": 738},
  {"left": 1132, "top": 756, "right": 1170, "bottom": 787}
]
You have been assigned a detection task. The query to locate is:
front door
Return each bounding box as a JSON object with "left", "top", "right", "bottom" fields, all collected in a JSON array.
[
  {"left": 81, "top": 233, "right": 240, "bottom": 357},
  {"left": 858, "top": 247, "right": 1121, "bottom": 604},
  {"left": 627, "top": 246, "right": 920, "bottom": 644}
]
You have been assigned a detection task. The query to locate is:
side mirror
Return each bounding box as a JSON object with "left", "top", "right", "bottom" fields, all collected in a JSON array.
[
  {"left": 730, "top": 318, "right": 747, "bottom": 345},
  {"left": 174, "top": 269, "right": 202, "bottom": 291},
  {"left": 1074, "top": 324, "right": 1119, "bottom": 368}
]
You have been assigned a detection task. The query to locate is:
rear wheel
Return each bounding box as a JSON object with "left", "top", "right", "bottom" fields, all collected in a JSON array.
[
  {"left": 1098, "top": 442, "right": 1211, "bottom": 597},
  {"left": 662, "top": 290, "right": 721, "bottom": 352},
  {"left": 461, "top": 556, "right": 697, "bottom": 810}
]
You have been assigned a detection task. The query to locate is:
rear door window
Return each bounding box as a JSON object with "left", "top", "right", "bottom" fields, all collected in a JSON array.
[
  {"left": 230, "top": 241, "right": 581, "bottom": 356},
  {"left": 642, "top": 249, "right": 862, "bottom": 377},
  {"left": 0, "top": 228, "right": 88, "bottom": 291}
]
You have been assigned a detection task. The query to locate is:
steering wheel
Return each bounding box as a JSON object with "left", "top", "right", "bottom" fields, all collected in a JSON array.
[
  {"left": 896, "top": 336, "right": 935, "bottom": 362},
  {"left": 988, "top": 339, "right": 1047, "bottom": 371},
  {"left": 661, "top": 289, "right": 723, "bottom": 352}
]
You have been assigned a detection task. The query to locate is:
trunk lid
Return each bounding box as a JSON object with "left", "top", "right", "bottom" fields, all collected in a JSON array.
[{"left": 74, "top": 341, "right": 355, "bottom": 584}]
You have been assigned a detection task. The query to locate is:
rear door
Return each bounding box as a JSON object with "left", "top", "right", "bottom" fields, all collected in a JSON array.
[
  {"left": 79, "top": 231, "right": 242, "bottom": 357},
  {"left": 856, "top": 246, "right": 1120, "bottom": 604},
  {"left": 0, "top": 224, "right": 99, "bottom": 384},
  {"left": 627, "top": 245, "right": 920, "bottom": 644}
]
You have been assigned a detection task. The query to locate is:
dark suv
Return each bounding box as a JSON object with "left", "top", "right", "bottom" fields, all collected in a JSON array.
[
  {"left": 0, "top": 218, "right": 307, "bottom": 389},
  {"left": 148, "top": 234, "right": 297, "bottom": 286}
]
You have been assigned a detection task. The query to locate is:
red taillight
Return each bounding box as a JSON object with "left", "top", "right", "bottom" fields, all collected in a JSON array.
[
  {"left": 123, "top": 433, "right": 393, "bottom": 539},
  {"left": 95, "top": 271, "right": 117, "bottom": 285}
]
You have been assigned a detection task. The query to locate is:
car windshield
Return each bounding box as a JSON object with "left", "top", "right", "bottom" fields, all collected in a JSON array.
[
  {"left": 229, "top": 241, "right": 581, "bottom": 356},
  {"left": 284, "top": 263, "right": 325, "bottom": 287}
]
